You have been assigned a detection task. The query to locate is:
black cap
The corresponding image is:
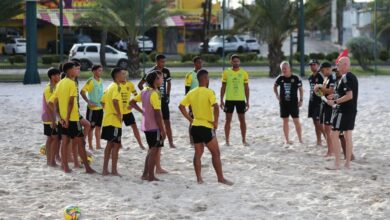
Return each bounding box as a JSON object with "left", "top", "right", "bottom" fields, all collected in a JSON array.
[
  {"left": 320, "top": 61, "right": 332, "bottom": 69},
  {"left": 308, "top": 59, "right": 320, "bottom": 65}
]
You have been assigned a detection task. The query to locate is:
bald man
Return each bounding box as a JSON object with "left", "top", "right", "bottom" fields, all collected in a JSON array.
[{"left": 326, "top": 57, "right": 358, "bottom": 170}]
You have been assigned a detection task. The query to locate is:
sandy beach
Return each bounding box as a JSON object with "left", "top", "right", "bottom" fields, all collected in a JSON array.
[{"left": 0, "top": 76, "right": 389, "bottom": 219}]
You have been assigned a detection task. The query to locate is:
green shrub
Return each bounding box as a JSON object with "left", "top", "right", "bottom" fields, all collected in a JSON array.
[
  {"left": 42, "top": 55, "right": 65, "bottom": 64},
  {"left": 148, "top": 51, "right": 157, "bottom": 62},
  {"left": 181, "top": 53, "right": 198, "bottom": 63},
  {"left": 317, "top": 53, "right": 325, "bottom": 60},
  {"left": 309, "top": 53, "right": 318, "bottom": 59},
  {"left": 139, "top": 53, "right": 149, "bottom": 63},
  {"left": 347, "top": 37, "right": 379, "bottom": 70},
  {"left": 325, "top": 53, "right": 334, "bottom": 62},
  {"left": 294, "top": 52, "right": 309, "bottom": 63},
  {"left": 238, "top": 52, "right": 258, "bottom": 62},
  {"left": 200, "top": 53, "right": 220, "bottom": 63},
  {"left": 379, "top": 50, "right": 389, "bottom": 62},
  {"left": 8, "top": 55, "right": 25, "bottom": 64}
]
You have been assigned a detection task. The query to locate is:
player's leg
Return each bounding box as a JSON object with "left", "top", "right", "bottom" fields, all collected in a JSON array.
[
  {"left": 76, "top": 136, "right": 95, "bottom": 174},
  {"left": 95, "top": 126, "right": 102, "bottom": 149},
  {"left": 60, "top": 135, "right": 71, "bottom": 173},
  {"left": 193, "top": 143, "right": 205, "bottom": 184},
  {"left": 324, "top": 124, "right": 333, "bottom": 157},
  {"left": 237, "top": 102, "right": 248, "bottom": 145},
  {"left": 148, "top": 148, "right": 159, "bottom": 181},
  {"left": 205, "top": 137, "right": 233, "bottom": 185},
  {"left": 224, "top": 113, "right": 233, "bottom": 146},
  {"left": 111, "top": 142, "right": 121, "bottom": 176},
  {"left": 102, "top": 141, "right": 113, "bottom": 175},
  {"left": 131, "top": 123, "right": 145, "bottom": 150},
  {"left": 343, "top": 130, "right": 353, "bottom": 169},
  {"left": 156, "top": 148, "right": 168, "bottom": 174}
]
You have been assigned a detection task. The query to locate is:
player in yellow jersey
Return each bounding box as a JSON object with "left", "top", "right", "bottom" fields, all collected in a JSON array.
[
  {"left": 42, "top": 68, "right": 61, "bottom": 167},
  {"left": 179, "top": 69, "right": 233, "bottom": 185},
  {"left": 48, "top": 62, "right": 95, "bottom": 174},
  {"left": 220, "top": 54, "right": 250, "bottom": 146},
  {"left": 101, "top": 68, "right": 125, "bottom": 176},
  {"left": 120, "top": 79, "right": 145, "bottom": 150}
]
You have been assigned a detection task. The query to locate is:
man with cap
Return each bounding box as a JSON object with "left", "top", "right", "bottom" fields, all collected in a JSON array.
[
  {"left": 308, "top": 59, "right": 325, "bottom": 146},
  {"left": 314, "top": 61, "right": 335, "bottom": 156}
]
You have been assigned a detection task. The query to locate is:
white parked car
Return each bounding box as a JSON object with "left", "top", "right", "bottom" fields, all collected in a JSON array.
[
  {"left": 137, "top": 36, "right": 154, "bottom": 52},
  {"left": 245, "top": 38, "right": 261, "bottom": 54},
  {"left": 69, "top": 43, "right": 128, "bottom": 71},
  {"left": 199, "top": 35, "right": 248, "bottom": 55},
  {"left": 3, "top": 37, "right": 26, "bottom": 55},
  {"left": 116, "top": 36, "right": 154, "bottom": 52}
]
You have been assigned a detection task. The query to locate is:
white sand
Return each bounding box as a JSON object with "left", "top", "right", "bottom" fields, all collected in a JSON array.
[{"left": 0, "top": 76, "right": 390, "bottom": 219}]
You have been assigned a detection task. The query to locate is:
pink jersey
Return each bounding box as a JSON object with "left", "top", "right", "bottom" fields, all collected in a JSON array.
[{"left": 141, "top": 89, "right": 159, "bottom": 132}]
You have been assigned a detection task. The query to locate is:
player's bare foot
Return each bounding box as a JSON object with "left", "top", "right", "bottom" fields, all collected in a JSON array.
[
  {"left": 102, "top": 170, "right": 110, "bottom": 176},
  {"left": 224, "top": 141, "right": 230, "bottom": 146},
  {"left": 285, "top": 140, "right": 293, "bottom": 145},
  {"left": 325, "top": 165, "right": 340, "bottom": 170},
  {"left": 156, "top": 168, "right": 169, "bottom": 174},
  {"left": 111, "top": 172, "right": 122, "bottom": 177},
  {"left": 139, "top": 145, "right": 146, "bottom": 150},
  {"left": 197, "top": 178, "right": 204, "bottom": 184},
  {"left": 148, "top": 176, "right": 160, "bottom": 181},
  {"left": 86, "top": 168, "right": 96, "bottom": 174},
  {"left": 344, "top": 163, "right": 350, "bottom": 169},
  {"left": 169, "top": 143, "right": 176, "bottom": 148},
  {"left": 324, "top": 152, "right": 333, "bottom": 157},
  {"left": 141, "top": 175, "right": 148, "bottom": 180},
  {"left": 50, "top": 162, "right": 58, "bottom": 167},
  {"left": 218, "top": 179, "right": 234, "bottom": 186},
  {"left": 74, "top": 163, "right": 81, "bottom": 169},
  {"left": 63, "top": 167, "right": 72, "bottom": 173},
  {"left": 243, "top": 142, "right": 250, "bottom": 147}
]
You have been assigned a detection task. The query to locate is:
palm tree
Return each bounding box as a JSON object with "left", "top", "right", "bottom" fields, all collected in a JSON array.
[
  {"left": 230, "top": 0, "right": 297, "bottom": 77},
  {"left": 77, "top": 0, "right": 167, "bottom": 77},
  {"left": 0, "top": 0, "right": 23, "bottom": 23}
]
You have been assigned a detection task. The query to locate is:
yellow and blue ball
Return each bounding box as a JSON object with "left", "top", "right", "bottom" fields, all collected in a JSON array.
[
  {"left": 39, "top": 144, "right": 46, "bottom": 156},
  {"left": 64, "top": 205, "right": 81, "bottom": 220}
]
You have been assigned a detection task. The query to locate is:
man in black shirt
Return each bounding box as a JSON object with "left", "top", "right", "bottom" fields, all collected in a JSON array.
[
  {"left": 314, "top": 62, "right": 335, "bottom": 157},
  {"left": 308, "top": 59, "right": 325, "bottom": 146},
  {"left": 325, "top": 57, "right": 358, "bottom": 170},
  {"left": 273, "top": 61, "right": 303, "bottom": 144}
]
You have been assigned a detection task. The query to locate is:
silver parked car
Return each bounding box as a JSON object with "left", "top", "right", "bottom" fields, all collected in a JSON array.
[
  {"left": 199, "top": 35, "right": 248, "bottom": 55},
  {"left": 69, "top": 43, "right": 128, "bottom": 71}
]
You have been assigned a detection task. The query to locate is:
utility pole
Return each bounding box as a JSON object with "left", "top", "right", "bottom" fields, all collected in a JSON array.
[
  {"left": 299, "top": 0, "right": 305, "bottom": 77},
  {"left": 374, "top": 0, "right": 377, "bottom": 76},
  {"left": 59, "top": 0, "right": 64, "bottom": 62},
  {"left": 24, "top": 0, "right": 40, "bottom": 84},
  {"left": 222, "top": 0, "right": 226, "bottom": 70}
]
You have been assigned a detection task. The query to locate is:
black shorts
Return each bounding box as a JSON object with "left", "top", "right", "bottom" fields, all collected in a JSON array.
[
  {"left": 123, "top": 112, "right": 136, "bottom": 126},
  {"left": 86, "top": 108, "right": 103, "bottom": 127},
  {"left": 224, "top": 100, "right": 246, "bottom": 114},
  {"left": 59, "top": 121, "right": 84, "bottom": 139},
  {"left": 332, "top": 111, "right": 357, "bottom": 131},
  {"left": 280, "top": 101, "right": 299, "bottom": 118},
  {"left": 161, "top": 100, "right": 170, "bottom": 120},
  {"left": 191, "top": 126, "right": 215, "bottom": 144},
  {"left": 101, "top": 126, "right": 122, "bottom": 144},
  {"left": 320, "top": 104, "right": 333, "bottom": 125},
  {"left": 43, "top": 124, "right": 58, "bottom": 136},
  {"left": 308, "top": 102, "right": 321, "bottom": 120},
  {"left": 144, "top": 130, "right": 164, "bottom": 148}
]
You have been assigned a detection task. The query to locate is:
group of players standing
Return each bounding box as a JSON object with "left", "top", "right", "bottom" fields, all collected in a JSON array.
[
  {"left": 40, "top": 53, "right": 358, "bottom": 186},
  {"left": 274, "top": 57, "right": 358, "bottom": 170}
]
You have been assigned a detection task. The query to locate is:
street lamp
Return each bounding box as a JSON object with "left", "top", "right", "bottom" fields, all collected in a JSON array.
[{"left": 24, "top": 0, "right": 40, "bottom": 84}]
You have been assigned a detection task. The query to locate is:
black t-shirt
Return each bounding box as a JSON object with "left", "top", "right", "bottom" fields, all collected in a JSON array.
[
  {"left": 335, "top": 72, "right": 358, "bottom": 113},
  {"left": 275, "top": 74, "right": 302, "bottom": 103},
  {"left": 322, "top": 73, "right": 336, "bottom": 104},
  {"left": 308, "top": 72, "right": 324, "bottom": 105},
  {"left": 143, "top": 66, "right": 172, "bottom": 99}
]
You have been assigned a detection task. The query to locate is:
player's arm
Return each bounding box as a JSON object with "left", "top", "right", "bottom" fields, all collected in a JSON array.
[
  {"left": 273, "top": 84, "right": 280, "bottom": 101},
  {"left": 65, "top": 96, "right": 75, "bottom": 127},
  {"left": 179, "top": 96, "right": 193, "bottom": 123},
  {"left": 245, "top": 82, "right": 250, "bottom": 111},
  {"left": 137, "top": 76, "right": 146, "bottom": 90},
  {"left": 220, "top": 83, "right": 226, "bottom": 109},
  {"left": 212, "top": 103, "right": 219, "bottom": 130},
  {"left": 298, "top": 86, "right": 304, "bottom": 107},
  {"left": 112, "top": 99, "right": 122, "bottom": 121},
  {"left": 151, "top": 92, "right": 166, "bottom": 139},
  {"left": 129, "top": 93, "right": 143, "bottom": 114}
]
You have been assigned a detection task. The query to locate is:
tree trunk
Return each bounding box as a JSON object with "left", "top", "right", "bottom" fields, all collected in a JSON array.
[
  {"left": 99, "top": 29, "right": 107, "bottom": 68},
  {"left": 268, "top": 40, "right": 284, "bottom": 77},
  {"left": 127, "top": 40, "right": 140, "bottom": 78}
]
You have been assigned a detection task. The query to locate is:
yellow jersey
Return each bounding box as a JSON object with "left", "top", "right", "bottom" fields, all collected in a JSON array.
[
  {"left": 180, "top": 87, "right": 217, "bottom": 129},
  {"left": 222, "top": 68, "right": 249, "bottom": 101},
  {"left": 43, "top": 83, "right": 55, "bottom": 124},
  {"left": 120, "top": 81, "right": 138, "bottom": 114},
  {"left": 102, "top": 82, "right": 123, "bottom": 128},
  {"left": 49, "top": 77, "right": 79, "bottom": 122}
]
